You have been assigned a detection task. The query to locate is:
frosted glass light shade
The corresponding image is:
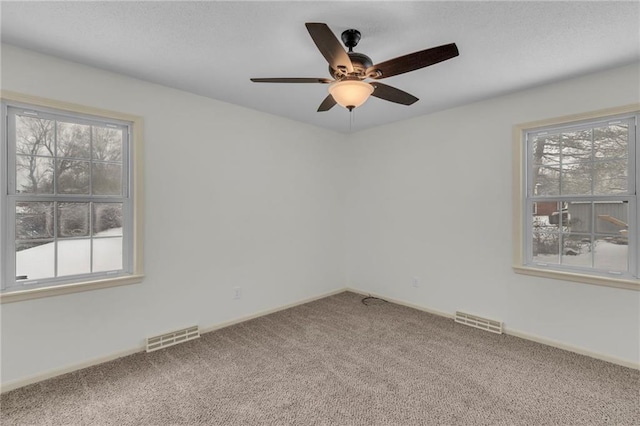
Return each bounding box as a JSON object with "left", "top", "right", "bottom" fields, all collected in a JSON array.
[{"left": 328, "top": 80, "right": 374, "bottom": 110}]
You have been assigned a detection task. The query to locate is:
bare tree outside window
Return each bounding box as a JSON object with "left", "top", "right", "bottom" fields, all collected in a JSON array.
[
  {"left": 10, "top": 111, "right": 127, "bottom": 283},
  {"left": 528, "top": 119, "right": 633, "bottom": 275}
]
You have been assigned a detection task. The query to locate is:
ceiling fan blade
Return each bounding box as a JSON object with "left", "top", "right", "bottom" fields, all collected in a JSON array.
[
  {"left": 367, "top": 43, "right": 459, "bottom": 79},
  {"left": 317, "top": 94, "right": 337, "bottom": 112},
  {"left": 250, "top": 78, "right": 332, "bottom": 84},
  {"left": 370, "top": 82, "right": 419, "bottom": 105},
  {"left": 305, "top": 23, "right": 354, "bottom": 73}
]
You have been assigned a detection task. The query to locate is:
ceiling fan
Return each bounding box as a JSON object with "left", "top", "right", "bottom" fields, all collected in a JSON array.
[{"left": 251, "top": 23, "right": 459, "bottom": 112}]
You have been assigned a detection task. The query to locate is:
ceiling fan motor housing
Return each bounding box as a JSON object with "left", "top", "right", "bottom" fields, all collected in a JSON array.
[
  {"left": 330, "top": 29, "right": 374, "bottom": 79},
  {"left": 348, "top": 52, "right": 373, "bottom": 75},
  {"left": 329, "top": 52, "right": 373, "bottom": 79}
]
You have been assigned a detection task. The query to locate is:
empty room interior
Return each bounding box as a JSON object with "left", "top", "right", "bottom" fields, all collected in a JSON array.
[{"left": 1, "top": 1, "right": 639, "bottom": 425}]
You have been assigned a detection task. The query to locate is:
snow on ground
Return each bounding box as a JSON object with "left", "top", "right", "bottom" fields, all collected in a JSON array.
[
  {"left": 533, "top": 240, "right": 628, "bottom": 271},
  {"left": 16, "top": 228, "right": 123, "bottom": 280}
]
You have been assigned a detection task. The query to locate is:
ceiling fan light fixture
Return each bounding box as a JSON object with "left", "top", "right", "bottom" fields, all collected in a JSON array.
[{"left": 328, "top": 80, "right": 373, "bottom": 110}]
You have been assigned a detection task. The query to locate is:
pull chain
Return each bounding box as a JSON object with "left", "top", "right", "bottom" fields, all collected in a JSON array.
[{"left": 349, "top": 108, "right": 355, "bottom": 132}]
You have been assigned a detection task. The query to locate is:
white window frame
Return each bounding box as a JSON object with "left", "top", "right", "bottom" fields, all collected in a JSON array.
[
  {"left": 513, "top": 104, "right": 639, "bottom": 291},
  {"left": 1, "top": 91, "right": 144, "bottom": 303}
]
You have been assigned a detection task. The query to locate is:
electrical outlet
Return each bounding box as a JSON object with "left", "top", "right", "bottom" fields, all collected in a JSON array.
[
  {"left": 412, "top": 277, "right": 419, "bottom": 288},
  {"left": 233, "top": 286, "right": 242, "bottom": 300}
]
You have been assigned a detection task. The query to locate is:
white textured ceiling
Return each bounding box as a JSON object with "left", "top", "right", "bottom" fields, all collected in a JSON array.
[{"left": 1, "top": 1, "right": 639, "bottom": 133}]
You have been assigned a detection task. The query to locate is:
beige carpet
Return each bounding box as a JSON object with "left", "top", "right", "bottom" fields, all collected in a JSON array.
[{"left": 1, "top": 291, "right": 639, "bottom": 425}]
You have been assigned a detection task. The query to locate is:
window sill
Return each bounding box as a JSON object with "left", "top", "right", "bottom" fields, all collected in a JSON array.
[
  {"left": 0, "top": 274, "right": 145, "bottom": 303},
  {"left": 513, "top": 266, "right": 639, "bottom": 291}
]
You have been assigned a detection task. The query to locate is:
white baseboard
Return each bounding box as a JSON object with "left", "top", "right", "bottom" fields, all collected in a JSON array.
[
  {"left": 346, "top": 287, "right": 639, "bottom": 371},
  {"left": 0, "top": 346, "right": 144, "bottom": 394},
  {"left": 1, "top": 287, "right": 346, "bottom": 394},
  {"left": 503, "top": 328, "right": 640, "bottom": 370},
  {"left": 346, "top": 286, "right": 454, "bottom": 319},
  {"left": 3, "top": 286, "right": 637, "bottom": 393},
  {"left": 199, "top": 288, "right": 346, "bottom": 334}
]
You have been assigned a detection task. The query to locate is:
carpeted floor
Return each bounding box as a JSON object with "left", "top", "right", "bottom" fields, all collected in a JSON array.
[{"left": 1, "top": 291, "right": 639, "bottom": 425}]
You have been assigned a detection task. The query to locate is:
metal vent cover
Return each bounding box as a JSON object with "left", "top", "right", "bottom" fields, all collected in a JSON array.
[
  {"left": 455, "top": 311, "right": 502, "bottom": 334},
  {"left": 146, "top": 325, "right": 200, "bottom": 352}
]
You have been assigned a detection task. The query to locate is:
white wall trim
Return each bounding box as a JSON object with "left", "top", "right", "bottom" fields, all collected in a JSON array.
[
  {"left": 0, "top": 275, "right": 145, "bottom": 304},
  {"left": 511, "top": 103, "right": 640, "bottom": 290},
  {"left": 503, "top": 328, "right": 639, "bottom": 370},
  {"left": 3, "top": 285, "right": 636, "bottom": 393},
  {"left": 0, "top": 90, "right": 146, "bottom": 303},
  {"left": 0, "top": 287, "right": 346, "bottom": 393},
  {"left": 345, "top": 287, "right": 454, "bottom": 319},
  {"left": 346, "top": 287, "right": 639, "bottom": 370},
  {"left": 199, "top": 288, "right": 346, "bottom": 334},
  {"left": 0, "top": 346, "right": 144, "bottom": 394},
  {"left": 512, "top": 266, "right": 639, "bottom": 291}
]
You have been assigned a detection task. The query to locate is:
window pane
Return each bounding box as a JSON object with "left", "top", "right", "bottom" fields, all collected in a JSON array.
[
  {"left": 532, "top": 166, "right": 560, "bottom": 196},
  {"left": 532, "top": 134, "right": 560, "bottom": 166},
  {"left": 594, "top": 202, "right": 628, "bottom": 235},
  {"left": 57, "top": 238, "right": 91, "bottom": 276},
  {"left": 532, "top": 201, "right": 561, "bottom": 231},
  {"left": 93, "top": 237, "right": 123, "bottom": 272},
  {"left": 561, "top": 162, "right": 592, "bottom": 195},
  {"left": 565, "top": 202, "right": 591, "bottom": 234},
  {"left": 561, "top": 129, "right": 591, "bottom": 164},
  {"left": 532, "top": 233, "right": 560, "bottom": 264},
  {"left": 534, "top": 202, "right": 571, "bottom": 229},
  {"left": 16, "top": 202, "right": 54, "bottom": 239},
  {"left": 593, "top": 160, "right": 628, "bottom": 195},
  {"left": 93, "top": 126, "right": 122, "bottom": 161},
  {"left": 594, "top": 237, "right": 628, "bottom": 272},
  {"left": 57, "top": 159, "right": 90, "bottom": 194},
  {"left": 594, "top": 124, "right": 628, "bottom": 160},
  {"left": 526, "top": 114, "right": 635, "bottom": 279},
  {"left": 16, "top": 155, "right": 54, "bottom": 194},
  {"left": 16, "top": 115, "right": 54, "bottom": 157},
  {"left": 16, "top": 241, "right": 55, "bottom": 280},
  {"left": 561, "top": 234, "right": 591, "bottom": 268},
  {"left": 57, "top": 121, "right": 90, "bottom": 159},
  {"left": 92, "top": 163, "right": 122, "bottom": 195},
  {"left": 58, "top": 203, "right": 90, "bottom": 237},
  {"left": 93, "top": 203, "right": 123, "bottom": 236}
]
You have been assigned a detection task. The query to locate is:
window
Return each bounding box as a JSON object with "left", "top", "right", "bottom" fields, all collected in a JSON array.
[
  {"left": 1, "top": 92, "right": 143, "bottom": 302},
  {"left": 513, "top": 106, "right": 639, "bottom": 290}
]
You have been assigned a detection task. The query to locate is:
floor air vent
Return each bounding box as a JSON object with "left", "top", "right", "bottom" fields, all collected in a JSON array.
[
  {"left": 146, "top": 325, "right": 200, "bottom": 352},
  {"left": 455, "top": 311, "right": 502, "bottom": 334}
]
